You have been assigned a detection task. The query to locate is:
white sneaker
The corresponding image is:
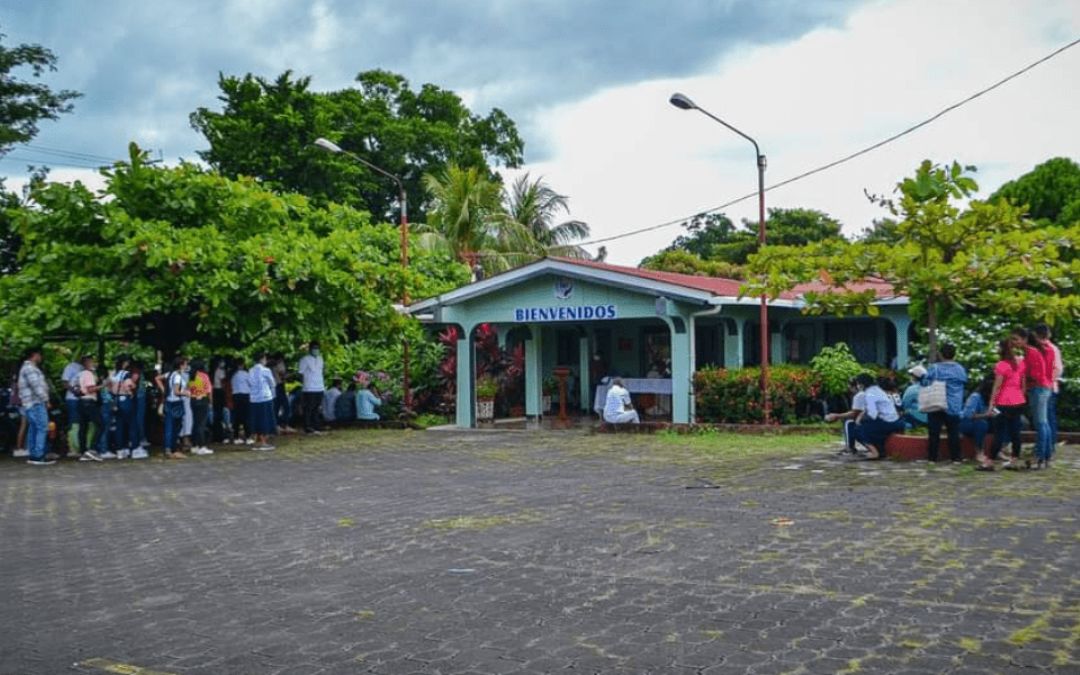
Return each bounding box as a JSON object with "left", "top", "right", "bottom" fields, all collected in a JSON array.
[
  {"left": 223, "top": 438, "right": 233, "bottom": 445},
  {"left": 117, "top": 448, "right": 131, "bottom": 459},
  {"left": 140, "top": 440, "right": 150, "bottom": 448},
  {"left": 99, "top": 451, "right": 119, "bottom": 460},
  {"left": 254, "top": 444, "right": 275, "bottom": 451},
  {"left": 26, "top": 459, "right": 56, "bottom": 466},
  {"left": 12, "top": 448, "right": 28, "bottom": 458},
  {"left": 131, "top": 447, "right": 149, "bottom": 460},
  {"left": 79, "top": 451, "right": 103, "bottom": 462},
  {"left": 191, "top": 447, "right": 214, "bottom": 456},
  {"left": 244, "top": 438, "right": 255, "bottom": 445}
]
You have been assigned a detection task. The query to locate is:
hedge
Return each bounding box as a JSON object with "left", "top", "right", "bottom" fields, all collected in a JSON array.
[{"left": 694, "top": 365, "right": 823, "bottom": 424}]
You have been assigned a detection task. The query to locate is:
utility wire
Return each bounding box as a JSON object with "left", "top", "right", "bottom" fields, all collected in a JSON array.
[
  {"left": 19, "top": 144, "right": 120, "bottom": 163},
  {"left": 577, "top": 35, "right": 1080, "bottom": 248},
  {"left": 0, "top": 154, "right": 109, "bottom": 170}
]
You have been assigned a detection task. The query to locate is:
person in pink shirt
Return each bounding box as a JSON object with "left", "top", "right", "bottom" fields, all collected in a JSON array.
[
  {"left": 1012, "top": 327, "right": 1053, "bottom": 469},
  {"left": 1034, "top": 325, "right": 1064, "bottom": 453},
  {"left": 982, "top": 339, "right": 1027, "bottom": 471}
]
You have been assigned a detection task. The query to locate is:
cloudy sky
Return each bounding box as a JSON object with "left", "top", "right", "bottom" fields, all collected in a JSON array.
[{"left": 3, "top": 0, "right": 1079, "bottom": 264}]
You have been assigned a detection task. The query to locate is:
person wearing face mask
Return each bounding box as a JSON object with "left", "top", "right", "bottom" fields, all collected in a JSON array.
[{"left": 298, "top": 341, "right": 326, "bottom": 435}]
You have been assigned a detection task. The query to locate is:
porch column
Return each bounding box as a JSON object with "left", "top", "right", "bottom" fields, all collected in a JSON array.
[
  {"left": 891, "top": 316, "right": 911, "bottom": 369},
  {"left": 875, "top": 320, "right": 887, "bottom": 366},
  {"left": 524, "top": 325, "right": 542, "bottom": 419},
  {"left": 771, "top": 322, "right": 786, "bottom": 365},
  {"left": 578, "top": 335, "right": 590, "bottom": 412},
  {"left": 723, "top": 319, "right": 744, "bottom": 369},
  {"left": 455, "top": 327, "right": 475, "bottom": 428},
  {"left": 666, "top": 317, "right": 692, "bottom": 424}
]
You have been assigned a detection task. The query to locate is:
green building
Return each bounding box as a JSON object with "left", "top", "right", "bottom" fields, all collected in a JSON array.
[{"left": 409, "top": 257, "right": 910, "bottom": 428}]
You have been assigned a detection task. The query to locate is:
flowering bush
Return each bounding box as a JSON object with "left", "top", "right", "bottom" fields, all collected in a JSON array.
[{"left": 694, "top": 365, "right": 823, "bottom": 424}]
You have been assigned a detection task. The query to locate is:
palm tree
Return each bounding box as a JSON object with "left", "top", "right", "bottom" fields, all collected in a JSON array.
[{"left": 502, "top": 174, "right": 591, "bottom": 259}]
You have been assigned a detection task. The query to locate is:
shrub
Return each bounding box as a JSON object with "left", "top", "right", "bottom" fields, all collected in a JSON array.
[
  {"left": 810, "top": 343, "right": 870, "bottom": 396},
  {"left": 694, "top": 365, "right": 823, "bottom": 424}
]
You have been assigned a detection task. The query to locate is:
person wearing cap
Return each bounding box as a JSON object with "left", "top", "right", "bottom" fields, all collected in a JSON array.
[{"left": 901, "top": 366, "right": 929, "bottom": 429}]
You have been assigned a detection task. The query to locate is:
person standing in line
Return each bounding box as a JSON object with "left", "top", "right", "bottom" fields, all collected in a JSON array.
[
  {"left": 922, "top": 343, "right": 968, "bottom": 463},
  {"left": 1017, "top": 327, "right": 1054, "bottom": 469},
  {"left": 187, "top": 360, "right": 214, "bottom": 456},
  {"left": 248, "top": 353, "right": 277, "bottom": 450},
  {"left": 322, "top": 377, "right": 342, "bottom": 423},
  {"left": 853, "top": 374, "right": 905, "bottom": 460},
  {"left": 76, "top": 356, "right": 103, "bottom": 461},
  {"left": 18, "top": 347, "right": 53, "bottom": 466},
  {"left": 1033, "top": 325, "right": 1064, "bottom": 455},
  {"left": 298, "top": 341, "right": 326, "bottom": 434},
  {"left": 9, "top": 371, "right": 28, "bottom": 458},
  {"left": 211, "top": 357, "right": 228, "bottom": 443},
  {"left": 229, "top": 357, "right": 253, "bottom": 445},
  {"left": 271, "top": 353, "right": 295, "bottom": 434},
  {"left": 60, "top": 355, "right": 84, "bottom": 455},
  {"left": 984, "top": 339, "right": 1027, "bottom": 470},
  {"left": 109, "top": 356, "right": 134, "bottom": 459},
  {"left": 160, "top": 357, "right": 189, "bottom": 459},
  {"left": 128, "top": 363, "right": 149, "bottom": 459}
]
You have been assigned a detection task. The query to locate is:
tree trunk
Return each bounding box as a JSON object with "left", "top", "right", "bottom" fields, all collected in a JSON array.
[{"left": 926, "top": 295, "right": 938, "bottom": 363}]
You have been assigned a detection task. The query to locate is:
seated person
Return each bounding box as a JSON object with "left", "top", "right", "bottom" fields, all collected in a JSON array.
[
  {"left": 824, "top": 377, "right": 867, "bottom": 454},
  {"left": 901, "top": 366, "right": 929, "bottom": 429},
  {"left": 960, "top": 376, "right": 994, "bottom": 455},
  {"left": 355, "top": 382, "right": 382, "bottom": 421},
  {"left": 853, "top": 374, "right": 905, "bottom": 460},
  {"left": 335, "top": 382, "right": 357, "bottom": 421},
  {"left": 603, "top": 378, "right": 640, "bottom": 424}
]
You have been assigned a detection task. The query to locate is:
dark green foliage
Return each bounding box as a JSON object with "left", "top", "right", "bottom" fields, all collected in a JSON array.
[{"left": 694, "top": 365, "right": 822, "bottom": 424}]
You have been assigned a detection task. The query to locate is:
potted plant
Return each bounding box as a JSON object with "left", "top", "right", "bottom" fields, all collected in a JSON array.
[
  {"left": 542, "top": 376, "right": 559, "bottom": 413},
  {"left": 476, "top": 375, "right": 498, "bottom": 421}
]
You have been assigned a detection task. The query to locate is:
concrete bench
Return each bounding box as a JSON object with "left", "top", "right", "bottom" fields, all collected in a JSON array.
[{"left": 884, "top": 434, "right": 985, "bottom": 461}]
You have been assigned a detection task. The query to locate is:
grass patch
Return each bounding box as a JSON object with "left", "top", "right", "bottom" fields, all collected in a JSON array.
[
  {"left": 1008, "top": 614, "right": 1051, "bottom": 646},
  {"left": 337, "top": 517, "right": 355, "bottom": 528},
  {"left": 956, "top": 637, "right": 981, "bottom": 653},
  {"left": 422, "top": 511, "right": 543, "bottom": 531},
  {"left": 353, "top": 609, "right": 375, "bottom": 620},
  {"left": 656, "top": 430, "right": 834, "bottom": 456}
]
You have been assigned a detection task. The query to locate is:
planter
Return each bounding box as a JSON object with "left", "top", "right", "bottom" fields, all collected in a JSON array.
[
  {"left": 477, "top": 398, "right": 495, "bottom": 421},
  {"left": 542, "top": 395, "right": 552, "bottom": 412}
]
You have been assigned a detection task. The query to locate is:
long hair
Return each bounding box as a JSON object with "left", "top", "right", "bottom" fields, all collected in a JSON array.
[{"left": 998, "top": 339, "right": 1019, "bottom": 369}]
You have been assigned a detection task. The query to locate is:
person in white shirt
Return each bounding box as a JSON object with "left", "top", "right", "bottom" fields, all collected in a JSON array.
[
  {"left": 322, "top": 378, "right": 342, "bottom": 422},
  {"left": 824, "top": 377, "right": 868, "bottom": 454},
  {"left": 853, "top": 374, "right": 904, "bottom": 460},
  {"left": 60, "top": 358, "right": 84, "bottom": 454},
  {"left": 229, "top": 359, "right": 253, "bottom": 444},
  {"left": 247, "top": 353, "right": 278, "bottom": 450},
  {"left": 298, "top": 341, "right": 326, "bottom": 434},
  {"left": 603, "top": 378, "right": 640, "bottom": 424}
]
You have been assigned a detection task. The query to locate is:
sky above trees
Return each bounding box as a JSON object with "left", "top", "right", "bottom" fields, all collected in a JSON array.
[{"left": 2, "top": 0, "right": 1079, "bottom": 263}]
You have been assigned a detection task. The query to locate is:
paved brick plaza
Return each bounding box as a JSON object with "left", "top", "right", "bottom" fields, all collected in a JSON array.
[{"left": 2, "top": 430, "right": 1078, "bottom": 674}]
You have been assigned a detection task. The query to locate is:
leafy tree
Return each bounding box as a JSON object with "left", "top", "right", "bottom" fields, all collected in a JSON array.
[
  {"left": 659, "top": 208, "right": 843, "bottom": 266},
  {"left": 502, "top": 174, "right": 590, "bottom": 258},
  {"left": 664, "top": 212, "right": 739, "bottom": 258},
  {"left": 0, "top": 31, "right": 81, "bottom": 154},
  {"left": 190, "top": 69, "right": 524, "bottom": 221},
  {"left": 991, "top": 157, "right": 1080, "bottom": 227},
  {"left": 639, "top": 249, "right": 744, "bottom": 279},
  {"left": 0, "top": 144, "right": 470, "bottom": 360},
  {"left": 746, "top": 160, "right": 1080, "bottom": 359}
]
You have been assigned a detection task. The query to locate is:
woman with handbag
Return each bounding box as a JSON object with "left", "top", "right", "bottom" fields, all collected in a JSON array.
[{"left": 920, "top": 343, "right": 968, "bottom": 462}]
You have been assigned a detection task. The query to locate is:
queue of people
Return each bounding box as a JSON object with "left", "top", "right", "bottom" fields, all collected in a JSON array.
[
  {"left": 827, "top": 324, "right": 1065, "bottom": 469},
  {"left": 8, "top": 340, "right": 392, "bottom": 466}
]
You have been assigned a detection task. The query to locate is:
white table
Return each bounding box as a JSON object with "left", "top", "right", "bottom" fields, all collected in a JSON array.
[{"left": 593, "top": 378, "right": 673, "bottom": 414}]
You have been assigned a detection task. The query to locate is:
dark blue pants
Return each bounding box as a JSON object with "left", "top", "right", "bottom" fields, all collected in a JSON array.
[
  {"left": 115, "top": 397, "right": 135, "bottom": 450},
  {"left": 162, "top": 400, "right": 184, "bottom": 452}
]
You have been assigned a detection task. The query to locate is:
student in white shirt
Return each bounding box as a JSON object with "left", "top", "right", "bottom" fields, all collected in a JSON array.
[
  {"left": 229, "top": 359, "right": 253, "bottom": 444},
  {"left": 853, "top": 374, "right": 904, "bottom": 460},
  {"left": 298, "top": 341, "right": 326, "bottom": 434},
  {"left": 248, "top": 353, "right": 278, "bottom": 450},
  {"left": 603, "top": 378, "right": 640, "bottom": 424}
]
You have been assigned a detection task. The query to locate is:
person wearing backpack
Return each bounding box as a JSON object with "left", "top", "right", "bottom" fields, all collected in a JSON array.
[
  {"left": 159, "top": 356, "right": 189, "bottom": 459},
  {"left": 921, "top": 343, "right": 968, "bottom": 463},
  {"left": 109, "top": 356, "right": 136, "bottom": 459},
  {"left": 61, "top": 356, "right": 84, "bottom": 454},
  {"left": 18, "top": 347, "right": 53, "bottom": 466}
]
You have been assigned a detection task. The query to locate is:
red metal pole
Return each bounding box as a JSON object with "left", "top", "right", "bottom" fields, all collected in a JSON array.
[{"left": 757, "top": 155, "right": 771, "bottom": 424}]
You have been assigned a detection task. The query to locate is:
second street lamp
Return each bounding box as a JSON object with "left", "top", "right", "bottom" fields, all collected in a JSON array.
[
  {"left": 668, "top": 93, "right": 772, "bottom": 424},
  {"left": 314, "top": 137, "right": 413, "bottom": 412}
]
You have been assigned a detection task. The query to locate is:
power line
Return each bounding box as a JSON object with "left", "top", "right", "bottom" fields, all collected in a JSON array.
[
  {"left": 0, "top": 154, "right": 109, "bottom": 170},
  {"left": 577, "top": 35, "right": 1080, "bottom": 249},
  {"left": 19, "top": 144, "right": 120, "bottom": 163}
]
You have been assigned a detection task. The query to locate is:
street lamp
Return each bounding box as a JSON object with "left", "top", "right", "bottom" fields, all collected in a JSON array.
[
  {"left": 315, "top": 137, "right": 413, "bottom": 412},
  {"left": 668, "top": 93, "right": 772, "bottom": 424}
]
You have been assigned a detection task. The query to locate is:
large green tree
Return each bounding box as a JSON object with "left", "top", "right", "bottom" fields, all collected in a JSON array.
[
  {"left": 0, "top": 31, "right": 80, "bottom": 155},
  {"left": 0, "top": 144, "right": 470, "bottom": 359},
  {"left": 190, "top": 69, "right": 524, "bottom": 221},
  {"left": 991, "top": 156, "right": 1080, "bottom": 227},
  {"left": 746, "top": 160, "right": 1080, "bottom": 359}
]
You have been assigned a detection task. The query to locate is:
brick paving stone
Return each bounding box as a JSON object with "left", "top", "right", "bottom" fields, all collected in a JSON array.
[{"left": 2, "top": 429, "right": 1079, "bottom": 674}]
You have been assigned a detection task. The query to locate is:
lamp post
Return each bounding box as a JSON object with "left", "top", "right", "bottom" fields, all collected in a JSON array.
[
  {"left": 668, "top": 93, "right": 771, "bottom": 424},
  {"left": 314, "top": 137, "right": 412, "bottom": 412}
]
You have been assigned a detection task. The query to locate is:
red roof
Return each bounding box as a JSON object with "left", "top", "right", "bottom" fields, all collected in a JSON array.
[{"left": 551, "top": 257, "right": 898, "bottom": 301}]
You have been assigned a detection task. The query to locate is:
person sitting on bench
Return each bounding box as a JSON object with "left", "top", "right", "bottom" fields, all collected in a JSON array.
[{"left": 603, "top": 378, "right": 640, "bottom": 425}]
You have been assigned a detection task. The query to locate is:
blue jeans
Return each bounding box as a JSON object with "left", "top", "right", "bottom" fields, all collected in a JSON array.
[
  {"left": 162, "top": 400, "right": 184, "bottom": 452},
  {"left": 24, "top": 403, "right": 48, "bottom": 461},
  {"left": 1029, "top": 387, "right": 1052, "bottom": 462},
  {"left": 134, "top": 388, "right": 147, "bottom": 446},
  {"left": 98, "top": 400, "right": 113, "bottom": 452},
  {"left": 115, "top": 397, "right": 135, "bottom": 450},
  {"left": 1048, "top": 392, "right": 1058, "bottom": 456},
  {"left": 959, "top": 418, "right": 989, "bottom": 454}
]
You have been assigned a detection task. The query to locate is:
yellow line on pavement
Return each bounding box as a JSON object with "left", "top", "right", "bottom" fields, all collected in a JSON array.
[{"left": 79, "top": 658, "right": 177, "bottom": 675}]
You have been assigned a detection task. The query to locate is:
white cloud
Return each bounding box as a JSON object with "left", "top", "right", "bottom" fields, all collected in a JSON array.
[{"left": 507, "top": 0, "right": 1080, "bottom": 265}]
